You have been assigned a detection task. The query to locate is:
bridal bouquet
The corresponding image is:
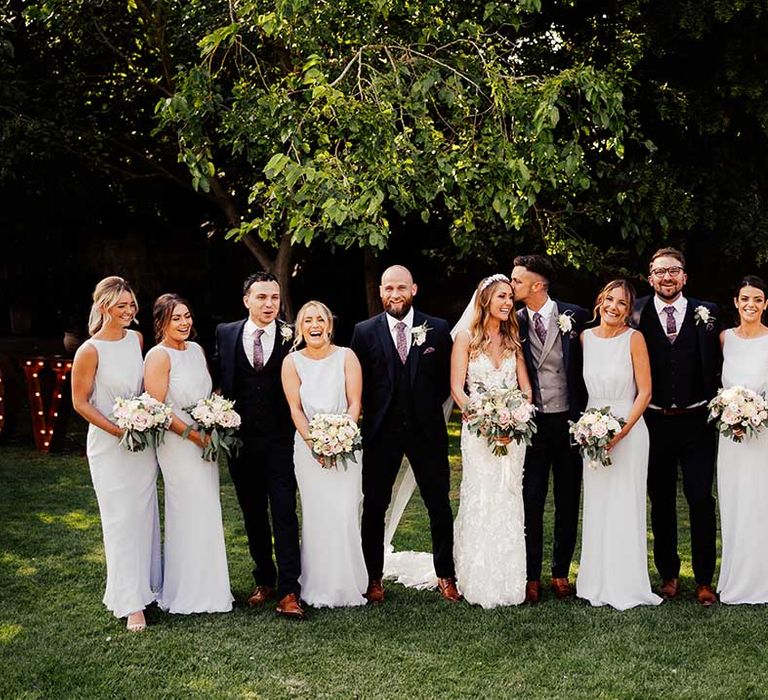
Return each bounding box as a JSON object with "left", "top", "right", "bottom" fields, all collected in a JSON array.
[
  {"left": 464, "top": 384, "right": 537, "bottom": 456},
  {"left": 569, "top": 407, "right": 625, "bottom": 468},
  {"left": 185, "top": 395, "right": 243, "bottom": 463},
  {"left": 111, "top": 393, "right": 173, "bottom": 452},
  {"left": 708, "top": 386, "right": 768, "bottom": 442},
  {"left": 306, "top": 413, "right": 362, "bottom": 469}
]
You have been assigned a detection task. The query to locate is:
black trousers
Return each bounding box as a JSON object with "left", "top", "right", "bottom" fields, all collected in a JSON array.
[
  {"left": 228, "top": 435, "right": 301, "bottom": 597},
  {"left": 522, "top": 412, "right": 582, "bottom": 580},
  {"left": 361, "top": 427, "right": 455, "bottom": 580},
  {"left": 645, "top": 408, "right": 717, "bottom": 585}
]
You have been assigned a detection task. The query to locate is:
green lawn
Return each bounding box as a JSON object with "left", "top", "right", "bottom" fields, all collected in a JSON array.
[{"left": 2, "top": 425, "right": 767, "bottom": 699}]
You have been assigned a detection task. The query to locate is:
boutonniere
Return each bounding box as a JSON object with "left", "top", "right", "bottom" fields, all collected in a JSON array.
[
  {"left": 557, "top": 311, "right": 575, "bottom": 335},
  {"left": 412, "top": 322, "right": 431, "bottom": 347},
  {"left": 279, "top": 323, "right": 294, "bottom": 342},
  {"left": 694, "top": 305, "right": 715, "bottom": 330}
]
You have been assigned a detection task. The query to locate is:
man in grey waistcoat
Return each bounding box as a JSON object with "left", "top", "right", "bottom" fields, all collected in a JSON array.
[{"left": 512, "top": 255, "right": 589, "bottom": 604}]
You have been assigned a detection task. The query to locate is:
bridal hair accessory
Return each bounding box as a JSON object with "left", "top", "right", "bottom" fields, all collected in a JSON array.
[{"left": 480, "top": 273, "right": 510, "bottom": 291}]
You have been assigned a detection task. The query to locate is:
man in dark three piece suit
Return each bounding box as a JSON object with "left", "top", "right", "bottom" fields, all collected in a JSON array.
[
  {"left": 632, "top": 247, "right": 721, "bottom": 606},
  {"left": 351, "top": 265, "right": 461, "bottom": 603},
  {"left": 511, "top": 254, "right": 589, "bottom": 605},
  {"left": 214, "top": 272, "right": 305, "bottom": 619}
]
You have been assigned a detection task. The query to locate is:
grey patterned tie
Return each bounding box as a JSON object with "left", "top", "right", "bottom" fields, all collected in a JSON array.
[
  {"left": 252, "top": 328, "right": 265, "bottom": 370},
  {"left": 395, "top": 322, "right": 408, "bottom": 364},
  {"left": 533, "top": 312, "right": 547, "bottom": 345},
  {"left": 663, "top": 306, "right": 677, "bottom": 343}
]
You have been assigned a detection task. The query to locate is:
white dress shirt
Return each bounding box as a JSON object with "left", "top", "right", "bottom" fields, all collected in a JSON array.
[
  {"left": 242, "top": 318, "right": 276, "bottom": 367},
  {"left": 653, "top": 294, "right": 688, "bottom": 333},
  {"left": 386, "top": 308, "right": 414, "bottom": 352},
  {"left": 526, "top": 296, "right": 556, "bottom": 327}
]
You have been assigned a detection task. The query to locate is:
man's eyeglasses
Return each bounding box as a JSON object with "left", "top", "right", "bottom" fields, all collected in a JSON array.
[{"left": 650, "top": 266, "right": 684, "bottom": 279}]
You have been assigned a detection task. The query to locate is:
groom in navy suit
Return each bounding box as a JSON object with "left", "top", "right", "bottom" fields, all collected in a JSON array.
[
  {"left": 632, "top": 247, "right": 721, "bottom": 606},
  {"left": 350, "top": 265, "right": 460, "bottom": 603},
  {"left": 214, "top": 272, "right": 304, "bottom": 619},
  {"left": 512, "top": 254, "right": 588, "bottom": 604}
]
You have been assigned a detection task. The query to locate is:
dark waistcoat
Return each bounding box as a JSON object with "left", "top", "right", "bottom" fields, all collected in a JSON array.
[
  {"left": 232, "top": 337, "right": 292, "bottom": 438},
  {"left": 382, "top": 349, "right": 416, "bottom": 434},
  {"left": 642, "top": 310, "right": 705, "bottom": 408}
]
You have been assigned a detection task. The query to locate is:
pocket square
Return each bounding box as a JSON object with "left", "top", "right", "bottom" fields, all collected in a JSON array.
[{"left": 422, "top": 346, "right": 436, "bottom": 354}]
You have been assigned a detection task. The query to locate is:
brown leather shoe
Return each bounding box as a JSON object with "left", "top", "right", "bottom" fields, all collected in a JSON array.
[
  {"left": 658, "top": 578, "right": 679, "bottom": 600},
  {"left": 365, "top": 579, "right": 385, "bottom": 604},
  {"left": 276, "top": 593, "right": 306, "bottom": 620},
  {"left": 525, "top": 580, "right": 541, "bottom": 605},
  {"left": 247, "top": 586, "right": 276, "bottom": 607},
  {"left": 551, "top": 577, "right": 575, "bottom": 599},
  {"left": 437, "top": 577, "right": 463, "bottom": 602},
  {"left": 696, "top": 584, "right": 717, "bottom": 607}
]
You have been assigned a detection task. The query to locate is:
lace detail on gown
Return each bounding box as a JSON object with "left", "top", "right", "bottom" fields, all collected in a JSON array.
[{"left": 453, "top": 353, "right": 527, "bottom": 607}]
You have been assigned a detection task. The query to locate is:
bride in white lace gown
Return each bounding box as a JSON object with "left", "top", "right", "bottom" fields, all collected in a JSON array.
[{"left": 450, "top": 275, "right": 532, "bottom": 607}]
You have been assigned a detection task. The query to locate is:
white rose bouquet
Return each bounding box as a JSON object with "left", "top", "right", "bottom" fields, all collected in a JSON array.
[
  {"left": 708, "top": 386, "right": 768, "bottom": 442},
  {"left": 306, "top": 413, "right": 362, "bottom": 469},
  {"left": 464, "top": 383, "right": 537, "bottom": 456},
  {"left": 111, "top": 392, "right": 172, "bottom": 452},
  {"left": 569, "top": 407, "right": 626, "bottom": 468},
  {"left": 185, "top": 395, "right": 243, "bottom": 463}
]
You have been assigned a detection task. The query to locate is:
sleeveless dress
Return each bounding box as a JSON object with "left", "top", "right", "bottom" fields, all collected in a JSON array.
[
  {"left": 717, "top": 330, "right": 768, "bottom": 604},
  {"left": 453, "top": 352, "right": 527, "bottom": 608},
  {"left": 85, "top": 330, "right": 162, "bottom": 618},
  {"left": 292, "top": 348, "right": 367, "bottom": 607},
  {"left": 147, "top": 343, "right": 233, "bottom": 614},
  {"left": 576, "top": 329, "right": 662, "bottom": 610}
]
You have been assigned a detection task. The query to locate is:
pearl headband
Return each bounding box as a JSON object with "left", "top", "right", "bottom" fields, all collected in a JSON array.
[{"left": 479, "top": 273, "right": 510, "bottom": 291}]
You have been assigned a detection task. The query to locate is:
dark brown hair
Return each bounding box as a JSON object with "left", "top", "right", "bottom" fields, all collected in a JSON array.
[
  {"left": 649, "top": 247, "right": 686, "bottom": 270},
  {"left": 153, "top": 293, "right": 197, "bottom": 343},
  {"left": 512, "top": 254, "right": 556, "bottom": 285}
]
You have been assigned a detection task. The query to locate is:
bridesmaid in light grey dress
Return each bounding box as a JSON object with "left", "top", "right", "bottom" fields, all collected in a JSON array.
[
  {"left": 717, "top": 276, "right": 768, "bottom": 604},
  {"left": 281, "top": 301, "right": 367, "bottom": 608},
  {"left": 71, "top": 277, "right": 161, "bottom": 632},
  {"left": 576, "top": 280, "right": 662, "bottom": 611},
  {"left": 144, "top": 294, "right": 233, "bottom": 614}
]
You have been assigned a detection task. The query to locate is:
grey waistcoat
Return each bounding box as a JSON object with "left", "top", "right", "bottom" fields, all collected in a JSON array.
[{"left": 529, "top": 311, "right": 569, "bottom": 414}]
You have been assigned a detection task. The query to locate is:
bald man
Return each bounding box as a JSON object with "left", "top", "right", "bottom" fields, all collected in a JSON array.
[{"left": 351, "top": 265, "right": 460, "bottom": 603}]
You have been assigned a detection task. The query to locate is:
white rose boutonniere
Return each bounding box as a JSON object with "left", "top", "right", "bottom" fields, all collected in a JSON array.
[
  {"left": 557, "top": 312, "right": 574, "bottom": 335},
  {"left": 694, "top": 305, "right": 715, "bottom": 330},
  {"left": 279, "top": 323, "right": 294, "bottom": 342},
  {"left": 412, "top": 321, "right": 431, "bottom": 347}
]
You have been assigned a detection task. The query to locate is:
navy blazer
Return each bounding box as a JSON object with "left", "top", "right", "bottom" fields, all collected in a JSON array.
[
  {"left": 350, "top": 310, "right": 452, "bottom": 443},
  {"left": 632, "top": 295, "right": 722, "bottom": 400},
  {"left": 516, "top": 299, "right": 589, "bottom": 421}
]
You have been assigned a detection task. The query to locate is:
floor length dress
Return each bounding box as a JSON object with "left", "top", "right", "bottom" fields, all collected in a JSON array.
[
  {"left": 454, "top": 352, "right": 527, "bottom": 608},
  {"left": 85, "top": 330, "right": 162, "bottom": 618},
  {"left": 149, "top": 343, "right": 233, "bottom": 614},
  {"left": 576, "top": 329, "right": 662, "bottom": 610},
  {"left": 717, "top": 330, "right": 768, "bottom": 604},
  {"left": 292, "top": 348, "right": 367, "bottom": 607}
]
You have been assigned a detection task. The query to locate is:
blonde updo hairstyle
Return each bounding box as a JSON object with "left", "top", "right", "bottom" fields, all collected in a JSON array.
[
  {"left": 292, "top": 300, "right": 334, "bottom": 350},
  {"left": 591, "top": 279, "right": 636, "bottom": 325},
  {"left": 467, "top": 275, "right": 522, "bottom": 359},
  {"left": 87, "top": 276, "right": 138, "bottom": 336}
]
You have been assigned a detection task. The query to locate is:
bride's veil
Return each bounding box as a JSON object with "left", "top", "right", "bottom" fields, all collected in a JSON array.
[{"left": 382, "top": 291, "right": 478, "bottom": 588}]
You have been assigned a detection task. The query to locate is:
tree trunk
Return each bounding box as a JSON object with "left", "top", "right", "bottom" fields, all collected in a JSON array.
[
  {"left": 273, "top": 232, "right": 295, "bottom": 321},
  {"left": 364, "top": 247, "right": 380, "bottom": 318}
]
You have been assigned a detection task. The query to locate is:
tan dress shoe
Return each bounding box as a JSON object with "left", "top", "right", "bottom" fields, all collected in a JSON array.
[
  {"left": 525, "top": 580, "right": 541, "bottom": 605},
  {"left": 550, "top": 577, "right": 575, "bottom": 599},
  {"left": 365, "top": 579, "right": 385, "bottom": 604},
  {"left": 276, "top": 593, "right": 306, "bottom": 620},
  {"left": 437, "top": 577, "right": 463, "bottom": 602},
  {"left": 658, "top": 578, "right": 679, "bottom": 600},
  {"left": 696, "top": 584, "right": 717, "bottom": 607},
  {"left": 247, "top": 586, "right": 276, "bottom": 607}
]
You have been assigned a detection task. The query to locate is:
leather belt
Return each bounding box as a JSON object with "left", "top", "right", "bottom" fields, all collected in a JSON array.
[{"left": 647, "top": 405, "right": 707, "bottom": 416}]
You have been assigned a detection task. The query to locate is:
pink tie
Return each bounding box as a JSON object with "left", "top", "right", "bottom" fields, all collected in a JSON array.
[
  {"left": 252, "top": 329, "right": 265, "bottom": 370},
  {"left": 663, "top": 306, "right": 677, "bottom": 343},
  {"left": 395, "top": 322, "right": 408, "bottom": 364},
  {"left": 533, "top": 312, "right": 547, "bottom": 344}
]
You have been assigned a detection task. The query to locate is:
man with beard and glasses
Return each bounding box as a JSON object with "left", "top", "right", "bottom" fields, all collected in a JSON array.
[
  {"left": 632, "top": 247, "right": 722, "bottom": 606},
  {"left": 350, "top": 265, "right": 460, "bottom": 604}
]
